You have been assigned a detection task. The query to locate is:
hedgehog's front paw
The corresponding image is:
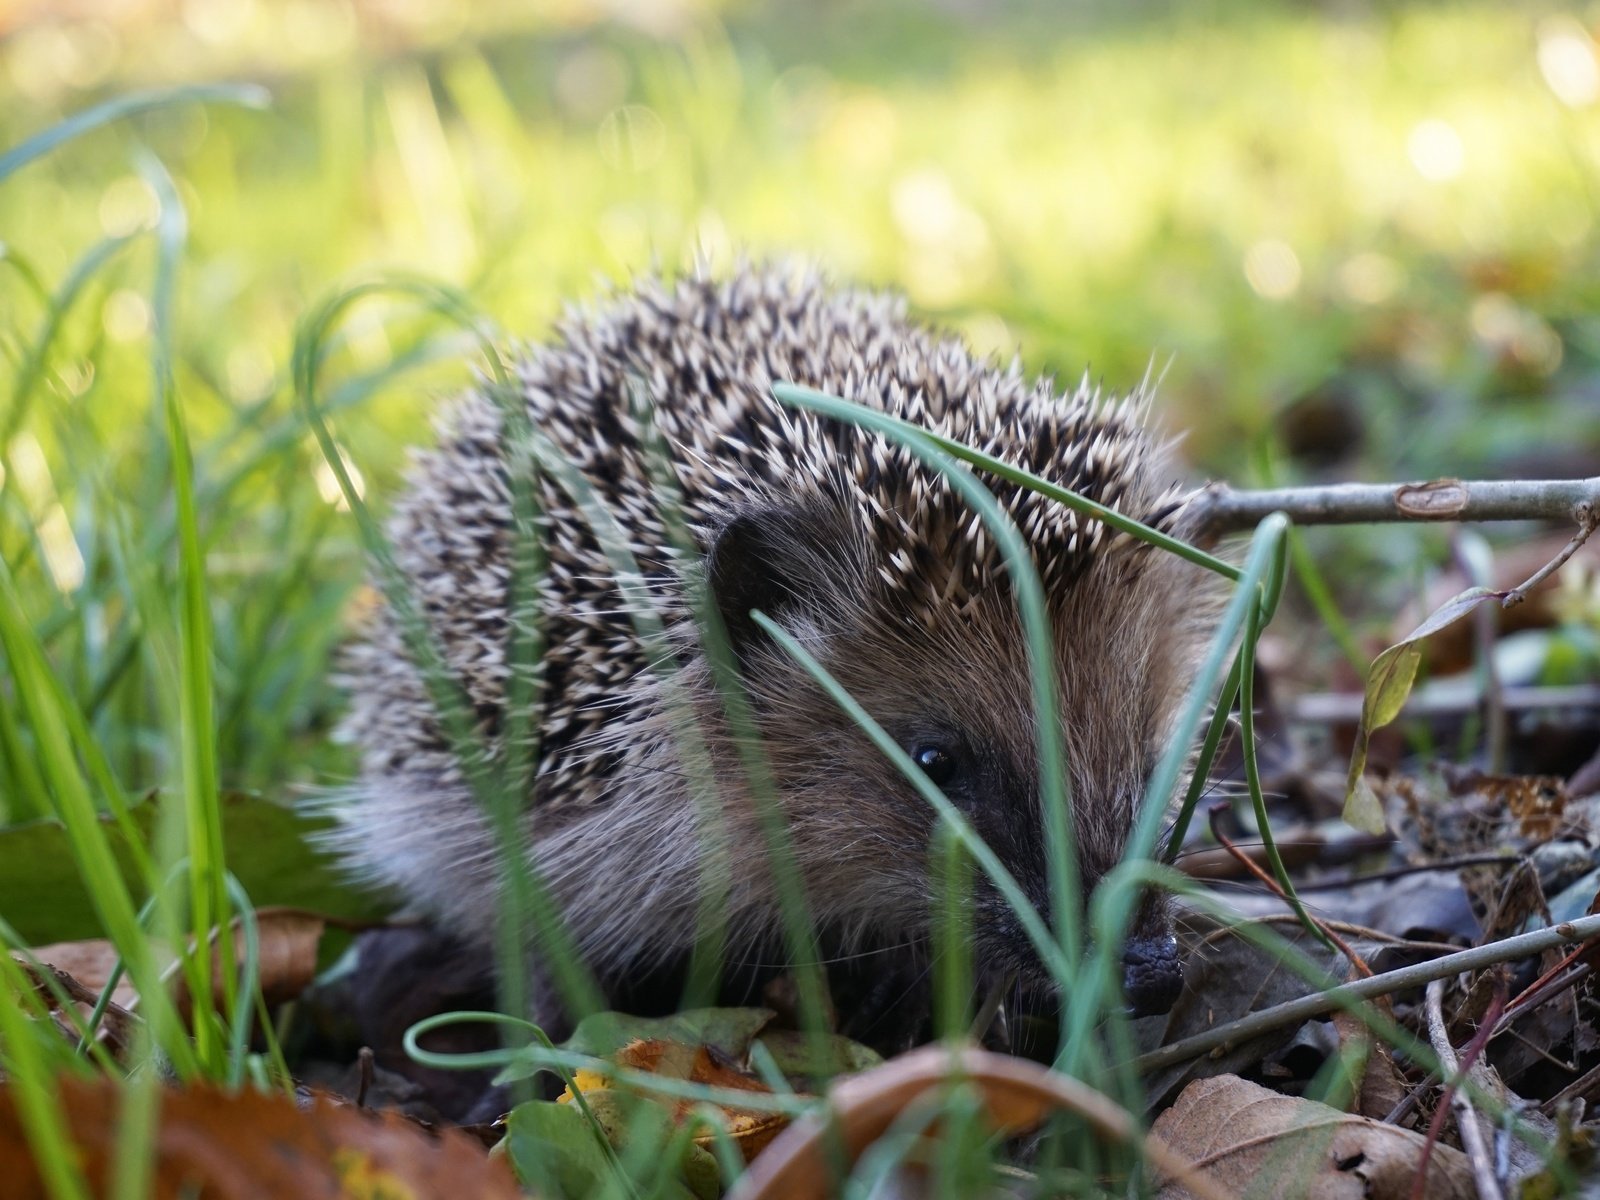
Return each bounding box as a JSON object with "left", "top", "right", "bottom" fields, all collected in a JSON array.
[{"left": 833, "top": 952, "right": 933, "bottom": 1056}]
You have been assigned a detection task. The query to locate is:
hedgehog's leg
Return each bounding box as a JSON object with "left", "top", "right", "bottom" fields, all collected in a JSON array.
[
  {"left": 525, "top": 958, "right": 578, "bottom": 1045},
  {"left": 832, "top": 943, "right": 934, "bottom": 1055},
  {"left": 517, "top": 961, "right": 575, "bottom": 1102}
]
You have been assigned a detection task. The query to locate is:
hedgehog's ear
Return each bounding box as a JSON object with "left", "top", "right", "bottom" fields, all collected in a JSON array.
[{"left": 706, "top": 503, "right": 846, "bottom": 651}]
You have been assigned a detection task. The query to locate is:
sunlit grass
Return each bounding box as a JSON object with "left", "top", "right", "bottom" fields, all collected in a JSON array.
[{"left": 4, "top": 4, "right": 1594, "bottom": 445}]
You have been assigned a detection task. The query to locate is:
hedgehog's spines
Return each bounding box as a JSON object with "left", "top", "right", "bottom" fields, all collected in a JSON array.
[{"left": 332, "top": 263, "right": 1204, "bottom": 980}]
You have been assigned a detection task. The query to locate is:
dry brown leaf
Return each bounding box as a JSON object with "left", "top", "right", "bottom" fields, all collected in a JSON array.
[
  {"left": 14, "top": 959, "right": 140, "bottom": 1064},
  {"left": 1487, "top": 774, "right": 1569, "bottom": 840},
  {"left": 1329, "top": 1006, "right": 1409, "bottom": 1123},
  {"left": 26, "top": 940, "right": 138, "bottom": 1010},
  {"left": 24, "top": 906, "right": 328, "bottom": 1016},
  {"left": 0, "top": 1075, "right": 520, "bottom": 1199},
  {"left": 238, "top": 907, "right": 327, "bottom": 1006},
  {"left": 731, "top": 1044, "right": 1227, "bottom": 1200},
  {"left": 1151, "top": 1074, "right": 1476, "bottom": 1199}
]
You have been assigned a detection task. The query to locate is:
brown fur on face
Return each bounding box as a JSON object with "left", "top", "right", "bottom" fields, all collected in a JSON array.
[
  {"left": 325, "top": 263, "right": 1220, "bottom": 1030},
  {"left": 700, "top": 492, "right": 1220, "bottom": 992}
]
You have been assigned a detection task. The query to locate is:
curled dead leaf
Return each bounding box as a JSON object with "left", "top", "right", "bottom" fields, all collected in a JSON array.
[
  {"left": 1329, "top": 1004, "right": 1408, "bottom": 1123},
  {"left": 0, "top": 1075, "right": 519, "bottom": 1199},
  {"left": 230, "top": 907, "right": 327, "bottom": 1006},
  {"left": 729, "top": 1044, "right": 1228, "bottom": 1200}
]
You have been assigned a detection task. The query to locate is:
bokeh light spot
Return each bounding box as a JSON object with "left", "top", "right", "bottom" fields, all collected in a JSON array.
[
  {"left": 817, "top": 94, "right": 898, "bottom": 171},
  {"left": 891, "top": 168, "right": 993, "bottom": 306},
  {"left": 1337, "top": 252, "right": 1402, "bottom": 306},
  {"left": 37, "top": 505, "right": 85, "bottom": 593},
  {"left": 226, "top": 344, "right": 276, "bottom": 398},
  {"left": 1243, "top": 239, "right": 1301, "bottom": 300},
  {"left": 1470, "top": 292, "right": 1564, "bottom": 376},
  {"left": 1408, "top": 118, "right": 1464, "bottom": 182},
  {"left": 182, "top": 0, "right": 259, "bottom": 48},
  {"left": 1537, "top": 18, "right": 1600, "bottom": 108}
]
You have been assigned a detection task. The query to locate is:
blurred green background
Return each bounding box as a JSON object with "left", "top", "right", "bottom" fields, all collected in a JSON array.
[{"left": 3, "top": 0, "right": 1599, "bottom": 807}]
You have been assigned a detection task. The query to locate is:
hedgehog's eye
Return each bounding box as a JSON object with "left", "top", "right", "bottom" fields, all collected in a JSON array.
[{"left": 911, "top": 743, "right": 960, "bottom": 788}]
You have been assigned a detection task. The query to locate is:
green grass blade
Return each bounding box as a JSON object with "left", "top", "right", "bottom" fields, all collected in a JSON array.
[
  {"left": 0, "top": 918, "right": 118, "bottom": 1075},
  {"left": 508, "top": 389, "right": 803, "bottom": 1041},
  {"left": 752, "top": 610, "right": 1072, "bottom": 984},
  {"left": 222, "top": 874, "right": 264, "bottom": 1087},
  {"left": 1081, "top": 513, "right": 1288, "bottom": 1103},
  {"left": 769, "top": 385, "right": 1081, "bottom": 987},
  {"left": 12, "top": 637, "right": 154, "bottom": 887},
  {"left": 0, "top": 242, "right": 50, "bottom": 306},
  {"left": 142, "top": 153, "right": 231, "bottom": 1075},
  {"left": 3, "top": 233, "right": 138, "bottom": 451},
  {"left": 0, "top": 952, "right": 91, "bottom": 1200},
  {"left": 1160, "top": 650, "right": 1244, "bottom": 863},
  {"left": 293, "top": 278, "right": 603, "bottom": 1021},
  {"left": 0, "top": 561, "right": 197, "bottom": 1079},
  {"left": 0, "top": 83, "right": 270, "bottom": 183},
  {"left": 0, "top": 662, "right": 52, "bottom": 821},
  {"left": 1236, "top": 538, "right": 1333, "bottom": 951},
  {"left": 1286, "top": 527, "right": 1366, "bottom": 674},
  {"left": 111, "top": 1070, "right": 159, "bottom": 1200},
  {"left": 770, "top": 383, "right": 1238, "bottom": 583},
  {"left": 507, "top": 378, "right": 825, "bottom": 1042},
  {"left": 482, "top": 374, "right": 548, "bottom": 1063}
]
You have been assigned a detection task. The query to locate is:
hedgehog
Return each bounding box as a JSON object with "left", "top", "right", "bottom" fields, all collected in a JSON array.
[{"left": 330, "top": 263, "right": 1220, "bottom": 1044}]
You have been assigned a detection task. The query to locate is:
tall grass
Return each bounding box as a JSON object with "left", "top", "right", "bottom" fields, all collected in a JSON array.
[{"left": 0, "top": 82, "right": 296, "bottom": 1199}]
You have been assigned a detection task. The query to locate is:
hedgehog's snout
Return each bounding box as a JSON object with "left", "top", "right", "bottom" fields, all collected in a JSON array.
[
  {"left": 1121, "top": 933, "right": 1185, "bottom": 1018},
  {"left": 1117, "top": 887, "right": 1186, "bottom": 1017}
]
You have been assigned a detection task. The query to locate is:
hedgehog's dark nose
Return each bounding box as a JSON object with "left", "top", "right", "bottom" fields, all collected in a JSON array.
[{"left": 1122, "top": 933, "right": 1184, "bottom": 1017}]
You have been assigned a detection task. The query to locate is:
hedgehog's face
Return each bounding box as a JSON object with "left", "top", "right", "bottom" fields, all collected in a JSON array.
[{"left": 708, "top": 499, "right": 1205, "bottom": 1019}]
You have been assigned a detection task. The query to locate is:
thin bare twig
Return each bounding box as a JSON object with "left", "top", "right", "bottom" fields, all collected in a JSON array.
[
  {"left": 356, "top": 1046, "right": 375, "bottom": 1108},
  {"left": 1499, "top": 952, "right": 1590, "bottom": 1025},
  {"left": 1290, "top": 685, "right": 1600, "bottom": 725},
  {"left": 1206, "top": 808, "right": 1372, "bottom": 977},
  {"left": 1194, "top": 476, "right": 1600, "bottom": 534},
  {"left": 1502, "top": 506, "right": 1600, "bottom": 607},
  {"left": 1189, "top": 914, "right": 1462, "bottom": 957},
  {"left": 1543, "top": 1058, "right": 1600, "bottom": 1114},
  {"left": 1380, "top": 955, "right": 1579, "bottom": 1130},
  {"left": 1384, "top": 1071, "right": 1437, "bottom": 1128},
  {"left": 1284, "top": 854, "right": 1524, "bottom": 893},
  {"left": 1415, "top": 977, "right": 1507, "bottom": 1200},
  {"left": 1131, "top": 912, "right": 1600, "bottom": 1076}
]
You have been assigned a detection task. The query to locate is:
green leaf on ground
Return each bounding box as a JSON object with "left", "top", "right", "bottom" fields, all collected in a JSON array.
[
  {"left": 0, "top": 792, "right": 391, "bottom": 945},
  {"left": 504, "top": 1097, "right": 617, "bottom": 1200},
  {"left": 755, "top": 1029, "right": 883, "bottom": 1079},
  {"left": 1343, "top": 586, "right": 1499, "bottom": 832},
  {"left": 563, "top": 1007, "right": 778, "bottom": 1059}
]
